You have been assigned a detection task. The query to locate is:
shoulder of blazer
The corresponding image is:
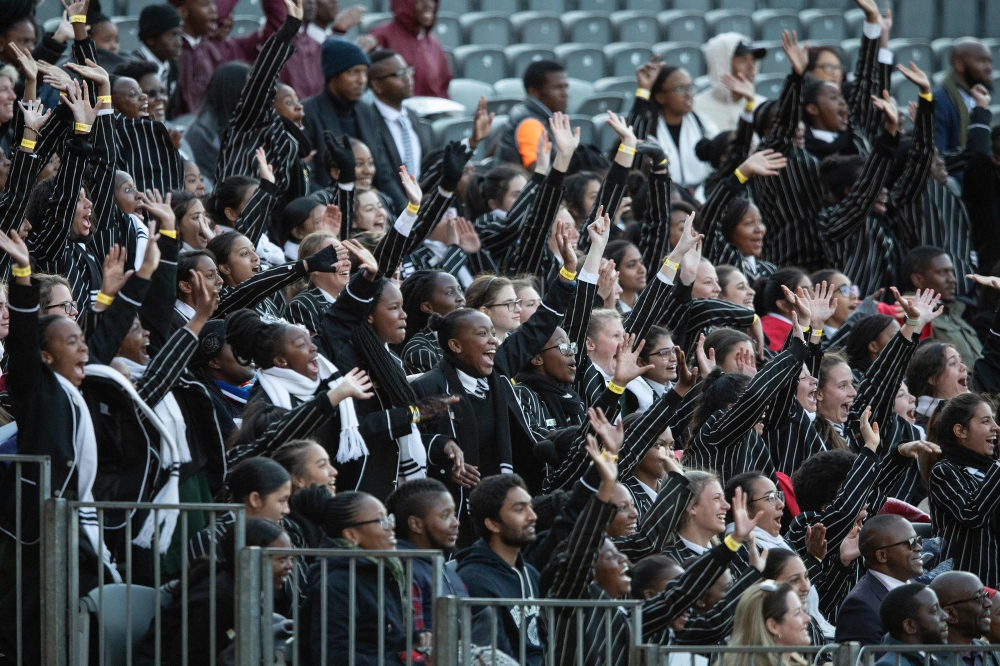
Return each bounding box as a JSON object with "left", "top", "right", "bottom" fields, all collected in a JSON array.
[{"left": 412, "top": 366, "right": 448, "bottom": 391}]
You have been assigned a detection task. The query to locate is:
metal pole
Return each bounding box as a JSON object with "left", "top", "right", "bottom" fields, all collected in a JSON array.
[
  {"left": 235, "top": 546, "right": 262, "bottom": 666},
  {"left": 432, "top": 596, "right": 459, "bottom": 666},
  {"left": 42, "top": 498, "right": 68, "bottom": 666}
]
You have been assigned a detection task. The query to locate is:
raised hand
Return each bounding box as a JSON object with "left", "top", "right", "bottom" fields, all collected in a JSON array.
[
  {"left": 415, "top": 394, "right": 461, "bottom": 422},
  {"left": 256, "top": 147, "right": 275, "bottom": 183},
  {"left": 854, "top": 0, "right": 880, "bottom": 22},
  {"left": 966, "top": 273, "right": 1000, "bottom": 291},
  {"left": 781, "top": 30, "right": 809, "bottom": 76},
  {"left": 189, "top": 270, "right": 219, "bottom": 324},
  {"left": 808, "top": 281, "right": 838, "bottom": 330},
  {"left": 62, "top": 79, "right": 97, "bottom": 128},
  {"left": 696, "top": 333, "right": 717, "bottom": 377},
  {"left": 18, "top": 100, "right": 52, "bottom": 134},
  {"left": 635, "top": 140, "right": 668, "bottom": 170},
  {"left": 678, "top": 236, "right": 701, "bottom": 286},
  {"left": 533, "top": 130, "right": 552, "bottom": 175},
  {"left": 859, "top": 405, "right": 880, "bottom": 452},
  {"left": 0, "top": 229, "right": 32, "bottom": 271},
  {"left": 898, "top": 439, "right": 941, "bottom": 460},
  {"left": 668, "top": 211, "right": 703, "bottom": 262},
  {"left": 343, "top": 238, "right": 379, "bottom": 277},
  {"left": 730, "top": 487, "right": 763, "bottom": 544},
  {"left": 469, "top": 96, "right": 494, "bottom": 150},
  {"left": 137, "top": 190, "right": 176, "bottom": 230},
  {"left": 734, "top": 344, "right": 758, "bottom": 377},
  {"left": 329, "top": 367, "right": 374, "bottom": 403},
  {"left": 333, "top": 4, "right": 366, "bottom": 32},
  {"left": 872, "top": 90, "right": 900, "bottom": 135},
  {"left": 324, "top": 132, "right": 357, "bottom": 176},
  {"left": 613, "top": 334, "right": 655, "bottom": 386},
  {"left": 635, "top": 56, "right": 663, "bottom": 91},
  {"left": 454, "top": 216, "right": 481, "bottom": 254},
  {"left": 399, "top": 166, "right": 422, "bottom": 206},
  {"left": 606, "top": 110, "right": 637, "bottom": 147},
  {"left": 585, "top": 434, "right": 619, "bottom": 501},
  {"left": 553, "top": 220, "right": 578, "bottom": 275},
  {"left": 673, "top": 349, "right": 699, "bottom": 397},
  {"left": 720, "top": 72, "right": 755, "bottom": 101},
  {"left": 840, "top": 521, "right": 862, "bottom": 565},
  {"left": 896, "top": 62, "right": 931, "bottom": 95},
  {"left": 8, "top": 43, "right": 38, "bottom": 82},
  {"left": 738, "top": 149, "right": 788, "bottom": 178},
  {"left": 99, "top": 245, "right": 133, "bottom": 298},
  {"left": 549, "top": 111, "right": 581, "bottom": 157},
  {"left": 781, "top": 284, "right": 813, "bottom": 324},
  {"left": 441, "top": 140, "right": 472, "bottom": 191},
  {"left": 282, "top": 0, "right": 303, "bottom": 19},
  {"left": 597, "top": 259, "right": 619, "bottom": 309},
  {"left": 890, "top": 286, "right": 942, "bottom": 328},
  {"left": 65, "top": 58, "right": 110, "bottom": 92},
  {"left": 971, "top": 84, "right": 991, "bottom": 109},
  {"left": 805, "top": 523, "right": 828, "bottom": 561},
  {"left": 588, "top": 407, "right": 624, "bottom": 453},
  {"left": 747, "top": 533, "right": 769, "bottom": 573},
  {"left": 37, "top": 61, "right": 72, "bottom": 94},
  {"left": 586, "top": 209, "right": 611, "bottom": 249}
]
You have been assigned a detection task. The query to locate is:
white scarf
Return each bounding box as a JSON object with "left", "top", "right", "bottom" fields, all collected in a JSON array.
[
  {"left": 257, "top": 354, "right": 368, "bottom": 464},
  {"left": 130, "top": 214, "right": 149, "bottom": 272},
  {"left": 53, "top": 372, "right": 121, "bottom": 581},
  {"left": 725, "top": 523, "right": 836, "bottom": 639},
  {"left": 113, "top": 357, "right": 193, "bottom": 470},
  {"left": 655, "top": 114, "right": 714, "bottom": 190},
  {"left": 85, "top": 364, "right": 184, "bottom": 553},
  {"left": 916, "top": 395, "right": 942, "bottom": 419},
  {"left": 394, "top": 347, "right": 426, "bottom": 481}
]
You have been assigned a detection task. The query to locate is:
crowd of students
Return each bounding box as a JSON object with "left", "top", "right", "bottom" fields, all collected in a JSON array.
[{"left": 0, "top": 0, "right": 999, "bottom": 663}]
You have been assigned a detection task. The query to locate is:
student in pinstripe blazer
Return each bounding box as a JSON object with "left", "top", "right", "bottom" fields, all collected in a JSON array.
[{"left": 282, "top": 231, "right": 349, "bottom": 335}]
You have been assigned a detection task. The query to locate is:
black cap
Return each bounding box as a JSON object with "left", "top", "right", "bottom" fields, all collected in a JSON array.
[
  {"left": 138, "top": 4, "right": 182, "bottom": 42},
  {"left": 188, "top": 320, "right": 226, "bottom": 368},
  {"left": 734, "top": 39, "right": 766, "bottom": 59}
]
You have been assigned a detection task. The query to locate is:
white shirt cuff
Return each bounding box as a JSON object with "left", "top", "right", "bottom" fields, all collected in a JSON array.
[
  {"left": 863, "top": 21, "right": 882, "bottom": 40},
  {"left": 578, "top": 268, "right": 598, "bottom": 285},
  {"left": 393, "top": 209, "right": 418, "bottom": 237},
  {"left": 656, "top": 271, "right": 674, "bottom": 285},
  {"left": 438, "top": 186, "right": 454, "bottom": 198},
  {"left": 338, "top": 182, "right": 355, "bottom": 191},
  {"left": 96, "top": 109, "right": 114, "bottom": 116},
  {"left": 740, "top": 109, "right": 754, "bottom": 123},
  {"left": 878, "top": 48, "right": 894, "bottom": 65}
]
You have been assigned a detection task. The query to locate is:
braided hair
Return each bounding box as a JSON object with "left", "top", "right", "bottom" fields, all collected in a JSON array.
[
  {"left": 401, "top": 269, "right": 444, "bottom": 344},
  {"left": 323, "top": 491, "right": 370, "bottom": 538},
  {"left": 351, "top": 278, "right": 419, "bottom": 407},
  {"left": 225, "top": 309, "right": 289, "bottom": 370}
]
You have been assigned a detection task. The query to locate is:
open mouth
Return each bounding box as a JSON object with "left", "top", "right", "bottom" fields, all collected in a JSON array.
[
  {"left": 251, "top": 264, "right": 262, "bottom": 274},
  {"left": 958, "top": 376, "right": 968, "bottom": 390},
  {"left": 624, "top": 521, "right": 637, "bottom": 535},
  {"left": 80, "top": 214, "right": 92, "bottom": 231},
  {"left": 75, "top": 361, "right": 87, "bottom": 380},
  {"left": 906, "top": 408, "right": 916, "bottom": 422},
  {"left": 138, "top": 343, "right": 150, "bottom": 364},
  {"left": 807, "top": 390, "right": 817, "bottom": 405},
  {"left": 482, "top": 349, "right": 496, "bottom": 369}
]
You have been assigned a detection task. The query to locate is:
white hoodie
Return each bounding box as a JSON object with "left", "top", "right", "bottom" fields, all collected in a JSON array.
[{"left": 694, "top": 32, "right": 767, "bottom": 133}]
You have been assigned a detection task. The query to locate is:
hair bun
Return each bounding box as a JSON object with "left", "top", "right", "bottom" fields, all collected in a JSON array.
[
  {"left": 426, "top": 312, "right": 446, "bottom": 332},
  {"left": 694, "top": 138, "right": 713, "bottom": 162}
]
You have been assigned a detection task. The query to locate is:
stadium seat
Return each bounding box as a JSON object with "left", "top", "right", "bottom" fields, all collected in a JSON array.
[
  {"left": 439, "top": 0, "right": 470, "bottom": 14},
  {"left": 807, "top": 0, "right": 850, "bottom": 8},
  {"left": 567, "top": 78, "right": 597, "bottom": 107},
  {"left": 717, "top": 0, "right": 756, "bottom": 10},
  {"left": 623, "top": 0, "right": 659, "bottom": 11},
  {"left": 931, "top": 38, "right": 955, "bottom": 73},
  {"left": 488, "top": 0, "right": 521, "bottom": 13},
  {"left": 475, "top": 113, "right": 507, "bottom": 160},
  {"left": 432, "top": 117, "right": 475, "bottom": 145},
  {"left": 593, "top": 76, "right": 637, "bottom": 95},
  {"left": 755, "top": 73, "right": 786, "bottom": 98},
  {"left": 844, "top": 8, "right": 866, "bottom": 39},
  {"left": 761, "top": 0, "right": 806, "bottom": 9},
  {"left": 671, "top": 0, "right": 711, "bottom": 11},
  {"left": 453, "top": 46, "right": 509, "bottom": 83},
  {"left": 932, "top": 71, "right": 947, "bottom": 87},
  {"left": 444, "top": 50, "right": 457, "bottom": 77},
  {"left": 840, "top": 38, "right": 861, "bottom": 75},
  {"left": 611, "top": 11, "right": 659, "bottom": 44},
  {"left": 983, "top": 40, "right": 1000, "bottom": 69},
  {"left": 494, "top": 78, "right": 527, "bottom": 97},
  {"left": 705, "top": 10, "right": 754, "bottom": 39},
  {"left": 449, "top": 78, "right": 496, "bottom": 114},
  {"left": 895, "top": 0, "right": 937, "bottom": 40},
  {"left": 574, "top": 92, "right": 626, "bottom": 116},
  {"left": 603, "top": 44, "right": 654, "bottom": 78},
  {"left": 799, "top": 10, "right": 846, "bottom": 42},
  {"left": 562, "top": 12, "right": 614, "bottom": 46},
  {"left": 694, "top": 75, "right": 711, "bottom": 93},
  {"left": 941, "top": 0, "right": 978, "bottom": 39},
  {"left": 112, "top": 17, "right": 141, "bottom": 54},
  {"left": 555, "top": 44, "right": 607, "bottom": 83},
  {"left": 505, "top": 45, "right": 558, "bottom": 78},
  {"left": 992, "top": 105, "right": 1000, "bottom": 125},
  {"left": 128, "top": 0, "right": 175, "bottom": 13},
  {"left": 753, "top": 10, "right": 799, "bottom": 42},
  {"left": 460, "top": 13, "right": 513, "bottom": 47},
  {"left": 361, "top": 12, "right": 392, "bottom": 33},
  {"left": 755, "top": 41, "right": 790, "bottom": 75},
  {"left": 230, "top": 15, "right": 263, "bottom": 38},
  {"left": 512, "top": 12, "right": 564, "bottom": 47},
  {"left": 889, "top": 39, "right": 934, "bottom": 72},
  {"left": 434, "top": 13, "right": 462, "bottom": 51},
  {"left": 890, "top": 71, "right": 921, "bottom": 108},
  {"left": 77, "top": 585, "right": 160, "bottom": 666},
  {"left": 525, "top": 0, "right": 566, "bottom": 11},
  {"left": 577, "top": 0, "right": 618, "bottom": 11},
  {"left": 987, "top": 3, "right": 1000, "bottom": 39},
  {"left": 486, "top": 96, "right": 523, "bottom": 115},
  {"left": 657, "top": 11, "right": 708, "bottom": 44},
  {"left": 568, "top": 115, "right": 596, "bottom": 146},
  {"left": 651, "top": 43, "right": 706, "bottom": 78},
  {"left": 593, "top": 112, "right": 619, "bottom": 151}
]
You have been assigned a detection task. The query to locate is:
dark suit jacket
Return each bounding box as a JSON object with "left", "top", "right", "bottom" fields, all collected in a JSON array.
[
  {"left": 302, "top": 89, "right": 407, "bottom": 212},
  {"left": 372, "top": 104, "right": 426, "bottom": 183},
  {"left": 835, "top": 571, "right": 892, "bottom": 645}
]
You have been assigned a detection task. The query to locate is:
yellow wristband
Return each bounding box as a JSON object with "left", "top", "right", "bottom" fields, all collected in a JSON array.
[
  {"left": 20, "top": 138, "right": 36, "bottom": 150},
  {"left": 811, "top": 327, "right": 823, "bottom": 338},
  {"left": 74, "top": 122, "right": 92, "bottom": 134},
  {"left": 95, "top": 292, "right": 115, "bottom": 306},
  {"left": 601, "top": 451, "right": 618, "bottom": 462},
  {"left": 559, "top": 266, "right": 577, "bottom": 281},
  {"left": 97, "top": 95, "right": 112, "bottom": 105},
  {"left": 918, "top": 91, "right": 933, "bottom": 102},
  {"left": 11, "top": 265, "right": 31, "bottom": 278},
  {"left": 405, "top": 202, "right": 420, "bottom": 215},
  {"left": 663, "top": 258, "right": 679, "bottom": 271},
  {"left": 158, "top": 229, "right": 177, "bottom": 239},
  {"left": 70, "top": 14, "right": 87, "bottom": 22},
  {"left": 635, "top": 87, "right": 651, "bottom": 100},
  {"left": 744, "top": 99, "right": 756, "bottom": 111},
  {"left": 753, "top": 314, "right": 759, "bottom": 324},
  {"left": 408, "top": 405, "right": 421, "bottom": 424},
  {"left": 724, "top": 534, "right": 742, "bottom": 552},
  {"left": 618, "top": 144, "right": 636, "bottom": 155},
  {"left": 607, "top": 381, "right": 625, "bottom": 395},
  {"left": 734, "top": 168, "right": 749, "bottom": 184}
]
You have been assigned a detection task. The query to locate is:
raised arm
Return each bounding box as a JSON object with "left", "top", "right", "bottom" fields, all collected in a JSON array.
[
  {"left": 577, "top": 111, "right": 637, "bottom": 254},
  {"left": 929, "top": 460, "right": 1000, "bottom": 527},
  {"left": 234, "top": 150, "right": 280, "bottom": 246},
  {"left": 761, "top": 31, "right": 809, "bottom": 154},
  {"left": 887, "top": 65, "right": 935, "bottom": 218},
  {"left": 847, "top": 0, "right": 887, "bottom": 142},
  {"left": 636, "top": 143, "right": 673, "bottom": 268}
]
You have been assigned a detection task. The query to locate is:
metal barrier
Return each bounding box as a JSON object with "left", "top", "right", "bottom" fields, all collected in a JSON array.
[
  {"left": 639, "top": 643, "right": 847, "bottom": 666},
  {"left": 433, "top": 595, "right": 644, "bottom": 666},
  {"left": 0, "top": 453, "right": 51, "bottom": 666},
  {"left": 857, "top": 643, "right": 1000, "bottom": 666},
  {"left": 43, "top": 498, "right": 245, "bottom": 666},
  {"left": 236, "top": 546, "right": 444, "bottom": 666}
]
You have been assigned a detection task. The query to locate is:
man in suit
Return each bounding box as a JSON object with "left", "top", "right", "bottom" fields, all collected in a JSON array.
[
  {"left": 875, "top": 584, "right": 949, "bottom": 666},
  {"left": 369, "top": 50, "right": 424, "bottom": 182},
  {"left": 836, "top": 514, "right": 925, "bottom": 645},
  {"left": 303, "top": 38, "right": 407, "bottom": 211},
  {"left": 930, "top": 572, "right": 1000, "bottom": 666},
  {"left": 134, "top": 4, "right": 184, "bottom": 120}
]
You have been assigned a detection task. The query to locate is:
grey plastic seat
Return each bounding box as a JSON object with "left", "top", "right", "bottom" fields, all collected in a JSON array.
[
  {"left": 983, "top": 40, "right": 1000, "bottom": 68},
  {"left": 460, "top": 13, "right": 513, "bottom": 47},
  {"left": 230, "top": 15, "right": 263, "bottom": 37},
  {"left": 694, "top": 75, "right": 711, "bottom": 93},
  {"left": 562, "top": 12, "right": 614, "bottom": 45},
  {"left": 941, "top": 0, "right": 978, "bottom": 39},
  {"left": 799, "top": 10, "right": 846, "bottom": 42},
  {"left": 77, "top": 584, "right": 160, "bottom": 666},
  {"left": 568, "top": 115, "right": 596, "bottom": 146},
  {"left": 840, "top": 38, "right": 861, "bottom": 75},
  {"left": 671, "top": 0, "right": 711, "bottom": 10},
  {"left": 623, "top": 0, "right": 658, "bottom": 10},
  {"left": 488, "top": 0, "right": 521, "bottom": 13},
  {"left": 453, "top": 46, "right": 508, "bottom": 83},
  {"left": 432, "top": 117, "right": 475, "bottom": 145},
  {"left": 755, "top": 41, "right": 790, "bottom": 75},
  {"left": 891, "top": 71, "right": 921, "bottom": 108},
  {"left": 505, "top": 45, "right": 558, "bottom": 78},
  {"left": 651, "top": 42, "right": 706, "bottom": 78},
  {"left": 987, "top": 4, "right": 1000, "bottom": 39},
  {"left": 808, "top": 0, "right": 850, "bottom": 8},
  {"left": 603, "top": 44, "right": 654, "bottom": 78},
  {"left": 361, "top": 12, "right": 392, "bottom": 33},
  {"left": 755, "top": 73, "right": 786, "bottom": 99},
  {"left": 593, "top": 113, "right": 619, "bottom": 150},
  {"left": 449, "top": 78, "right": 496, "bottom": 114},
  {"left": 705, "top": 10, "right": 753, "bottom": 39},
  {"left": 567, "top": 78, "right": 597, "bottom": 108},
  {"left": 555, "top": 44, "right": 607, "bottom": 83},
  {"left": 717, "top": 0, "right": 756, "bottom": 10},
  {"left": 611, "top": 11, "right": 659, "bottom": 43},
  {"left": 761, "top": 0, "right": 806, "bottom": 9},
  {"left": 512, "top": 12, "right": 563, "bottom": 47},
  {"left": 438, "top": 0, "right": 470, "bottom": 14},
  {"left": 894, "top": 0, "right": 936, "bottom": 40},
  {"left": 494, "top": 78, "right": 527, "bottom": 97},
  {"left": 574, "top": 92, "right": 626, "bottom": 116},
  {"left": 444, "top": 50, "right": 457, "bottom": 78},
  {"left": 525, "top": 0, "right": 566, "bottom": 11},
  {"left": 434, "top": 13, "right": 462, "bottom": 50},
  {"left": 931, "top": 38, "right": 955, "bottom": 74},
  {"left": 752, "top": 10, "right": 799, "bottom": 42},
  {"left": 577, "top": 0, "right": 617, "bottom": 10},
  {"left": 112, "top": 17, "right": 141, "bottom": 54},
  {"left": 657, "top": 11, "right": 707, "bottom": 44},
  {"left": 593, "top": 76, "right": 636, "bottom": 94},
  {"left": 486, "top": 96, "right": 523, "bottom": 116},
  {"left": 889, "top": 39, "right": 934, "bottom": 71},
  {"left": 844, "top": 8, "right": 866, "bottom": 39}
]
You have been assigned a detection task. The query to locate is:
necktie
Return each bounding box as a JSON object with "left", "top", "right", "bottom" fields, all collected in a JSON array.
[{"left": 396, "top": 114, "right": 415, "bottom": 176}]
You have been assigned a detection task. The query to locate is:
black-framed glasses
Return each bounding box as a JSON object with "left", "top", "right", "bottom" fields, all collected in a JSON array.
[
  {"left": 650, "top": 346, "right": 676, "bottom": 358},
  {"left": 665, "top": 84, "right": 696, "bottom": 95},
  {"left": 46, "top": 299, "right": 78, "bottom": 314},
  {"left": 880, "top": 535, "right": 922, "bottom": 551},
  {"left": 944, "top": 589, "right": 990, "bottom": 607},
  {"left": 373, "top": 66, "right": 415, "bottom": 80},
  {"left": 487, "top": 299, "right": 522, "bottom": 312},
  {"left": 343, "top": 514, "right": 395, "bottom": 530},
  {"left": 750, "top": 490, "right": 784, "bottom": 505},
  {"left": 541, "top": 341, "right": 578, "bottom": 356}
]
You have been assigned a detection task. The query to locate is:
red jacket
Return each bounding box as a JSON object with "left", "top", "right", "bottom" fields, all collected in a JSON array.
[
  {"left": 761, "top": 314, "right": 793, "bottom": 352},
  {"left": 261, "top": 0, "right": 325, "bottom": 100},
  {"left": 369, "top": 0, "right": 452, "bottom": 99}
]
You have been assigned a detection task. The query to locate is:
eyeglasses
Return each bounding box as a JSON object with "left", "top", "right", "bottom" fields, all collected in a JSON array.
[
  {"left": 650, "top": 346, "right": 677, "bottom": 358},
  {"left": 343, "top": 514, "right": 396, "bottom": 530},
  {"left": 750, "top": 490, "right": 784, "bottom": 505},
  {"left": 373, "top": 67, "right": 415, "bottom": 81},
  {"left": 815, "top": 63, "right": 845, "bottom": 73},
  {"left": 835, "top": 284, "right": 860, "bottom": 298},
  {"left": 944, "top": 590, "right": 990, "bottom": 608},
  {"left": 664, "top": 84, "right": 696, "bottom": 95},
  {"left": 487, "top": 299, "right": 522, "bottom": 312},
  {"left": 144, "top": 88, "right": 167, "bottom": 98},
  {"left": 541, "top": 341, "right": 578, "bottom": 356},
  {"left": 46, "top": 300, "right": 78, "bottom": 314},
  {"left": 880, "top": 535, "right": 923, "bottom": 551}
]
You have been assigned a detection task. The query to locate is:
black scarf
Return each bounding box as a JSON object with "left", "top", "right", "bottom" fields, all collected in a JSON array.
[
  {"left": 941, "top": 442, "right": 998, "bottom": 475},
  {"left": 438, "top": 353, "right": 512, "bottom": 473},
  {"left": 514, "top": 371, "right": 585, "bottom": 428}
]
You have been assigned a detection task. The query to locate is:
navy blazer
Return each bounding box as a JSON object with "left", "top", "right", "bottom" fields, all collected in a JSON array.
[{"left": 835, "top": 571, "right": 892, "bottom": 645}]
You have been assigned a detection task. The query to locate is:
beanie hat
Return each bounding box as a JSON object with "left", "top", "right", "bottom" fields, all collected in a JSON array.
[
  {"left": 0, "top": 0, "right": 34, "bottom": 28},
  {"left": 321, "top": 38, "right": 371, "bottom": 81},
  {"left": 188, "top": 319, "right": 226, "bottom": 368},
  {"left": 139, "top": 4, "right": 182, "bottom": 42}
]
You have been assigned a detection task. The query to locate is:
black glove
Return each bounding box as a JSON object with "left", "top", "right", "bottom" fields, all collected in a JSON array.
[
  {"left": 303, "top": 243, "right": 339, "bottom": 273},
  {"left": 323, "top": 131, "right": 357, "bottom": 183},
  {"left": 635, "top": 140, "right": 668, "bottom": 170},
  {"left": 440, "top": 140, "right": 472, "bottom": 193}
]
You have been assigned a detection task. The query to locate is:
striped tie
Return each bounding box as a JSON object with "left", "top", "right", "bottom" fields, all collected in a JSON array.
[{"left": 397, "top": 115, "right": 415, "bottom": 176}]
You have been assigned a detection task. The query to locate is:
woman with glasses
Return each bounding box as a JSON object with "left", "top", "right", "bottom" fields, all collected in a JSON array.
[
  {"left": 925, "top": 392, "right": 1000, "bottom": 587},
  {"left": 811, "top": 270, "right": 859, "bottom": 340}
]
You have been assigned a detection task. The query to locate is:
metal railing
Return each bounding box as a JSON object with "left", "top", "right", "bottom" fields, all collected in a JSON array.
[
  {"left": 857, "top": 643, "right": 1000, "bottom": 666},
  {"left": 433, "top": 595, "right": 645, "bottom": 666},
  {"left": 639, "top": 643, "right": 847, "bottom": 666},
  {"left": 0, "top": 454, "right": 51, "bottom": 666},
  {"left": 236, "top": 546, "right": 444, "bottom": 666},
  {"left": 43, "top": 498, "right": 245, "bottom": 666}
]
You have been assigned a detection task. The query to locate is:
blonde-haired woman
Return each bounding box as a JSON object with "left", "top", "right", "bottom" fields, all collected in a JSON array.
[
  {"left": 282, "top": 231, "right": 350, "bottom": 335},
  {"left": 726, "top": 580, "right": 812, "bottom": 666},
  {"left": 661, "top": 470, "right": 727, "bottom": 564}
]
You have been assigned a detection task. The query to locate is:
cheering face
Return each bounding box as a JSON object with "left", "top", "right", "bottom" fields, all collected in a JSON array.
[
  {"left": 72, "top": 188, "right": 94, "bottom": 237},
  {"left": 293, "top": 204, "right": 338, "bottom": 241},
  {"left": 537, "top": 327, "right": 577, "bottom": 384},
  {"left": 179, "top": 199, "right": 211, "bottom": 249},
  {"left": 347, "top": 496, "right": 398, "bottom": 550},
  {"left": 209, "top": 341, "right": 256, "bottom": 385},
  {"left": 448, "top": 311, "right": 498, "bottom": 376},
  {"left": 353, "top": 191, "right": 387, "bottom": 232},
  {"left": 119, "top": 317, "right": 151, "bottom": 366},
  {"left": 0, "top": 76, "right": 15, "bottom": 125},
  {"left": 729, "top": 204, "right": 766, "bottom": 259},
  {"left": 691, "top": 261, "right": 720, "bottom": 299},
  {"left": 139, "top": 73, "right": 168, "bottom": 122},
  {"left": 768, "top": 591, "right": 812, "bottom": 647},
  {"left": 809, "top": 50, "right": 844, "bottom": 83},
  {"left": 595, "top": 539, "right": 632, "bottom": 598},
  {"left": 290, "top": 442, "right": 338, "bottom": 495},
  {"left": 775, "top": 556, "right": 812, "bottom": 605},
  {"left": 718, "top": 341, "right": 756, "bottom": 375},
  {"left": 184, "top": 255, "right": 225, "bottom": 298},
  {"left": 279, "top": 325, "right": 319, "bottom": 380},
  {"left": 644, "top": 334, "right": 677, "bottom": 385},
  {"left": 274, "top": 84, "right": 304, "bottom": 127},
  {"left": 179, "top": 0, "right": 219, "bottom": 37},
  {"left": 807, "top": 82, "right": 849, "bottom": 132},
  {"left": 894, "top": 382, "right": 917, "bottom": 424},
  {"left": 268, "top": 532, "right": 295, "bottom": 590},
  {"left": 113, "top": 77, "right": 149, "bottom": 119},
  {"left": 653, "top": 68, "right": 694, "bottom": 116},
  {"left": 247, "top": 482, "right": 292, "bottom": 523},
  {"left": 114, "top": 172, "right": 139, "bottom": 215},
  {"left": 689, "top": 481, "right": 729, "bottom": 536},
  {"left": 720, "top": 269, "right": 754, "bottom": 308},
  {"left": 42, "top": 284, "right": 78, "bottom": 320},
  {"left": 369, "top": 282, "right": 408, "bottom": 345},
  {"left": 41, "top": 318, "right": 90, "bottom": 386},
  {"left": 221, "top": 235, "right": 261, "bottom": 286},
  {"left": 0, "top": 288, "right": 9, "bottom": 339},
  {"left": 747, "top": 477, "right": 784, "bottom": 538},
  {"left": 419, "top": 492, "right": 461, "bottom": 550},
  {"left": 607, "top": 484, "right": 638, "bottom": 538},
  {"left": 481, "top": 285, "right": 522, "bottom": 336},
  {"left": 955, "top": 401, "right": 999, "bottom": 458},
  {"left": 826, "top": 274, "right": 858, "bottom": 326},
  {"left": 795, "top": 366, "right": 818, "bottom": 414},
  {"left": 586, "top": 316, "right": 625, "bottom": 376},
  {"left": 352, "top": 142, "right": 376, "bottom": 189},
  {"left": 816, "top": 362, "right": 855, "bottom": 424},
  {"left": 930, "top": 346, "right": 969, "bottom": 399}
]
